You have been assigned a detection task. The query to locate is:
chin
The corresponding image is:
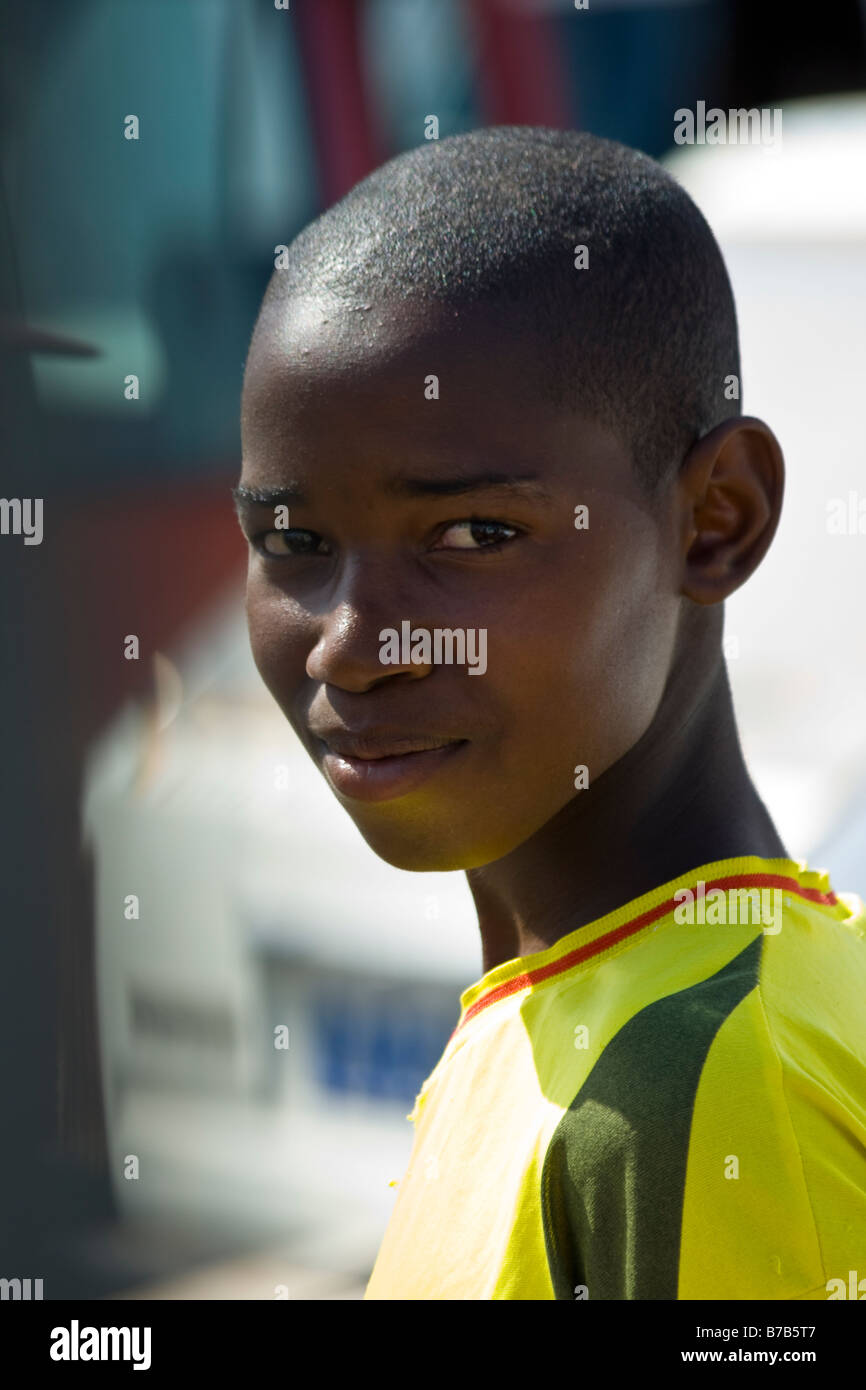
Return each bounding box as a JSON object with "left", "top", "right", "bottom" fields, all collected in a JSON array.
[{"left": 348, "top": 815, "right": 514, "bottom": 874}]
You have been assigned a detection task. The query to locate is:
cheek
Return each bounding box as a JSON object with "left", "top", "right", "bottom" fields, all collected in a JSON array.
[
  {"left": 244, "top": 574, "right": 307, "bottom": 697},
  {"left": 579, "top": 552, "right": 677, "bottom": 748},
  {"left": 519, "top": 543, "right": 674, "bottom": 764}
]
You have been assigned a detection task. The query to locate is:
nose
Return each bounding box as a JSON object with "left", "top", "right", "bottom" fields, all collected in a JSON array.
[{"left": 304, "top": 555, "right": 434, "bottom": 692}]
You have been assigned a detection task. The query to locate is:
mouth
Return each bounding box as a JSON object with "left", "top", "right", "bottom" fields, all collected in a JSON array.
[{"left": 317, "top": 737, "right": 470, "bottom": 803}]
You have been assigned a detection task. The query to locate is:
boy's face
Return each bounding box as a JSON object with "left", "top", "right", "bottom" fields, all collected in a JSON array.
[{"left": 238, "top": 292, "right": 684, "bottom": 872}]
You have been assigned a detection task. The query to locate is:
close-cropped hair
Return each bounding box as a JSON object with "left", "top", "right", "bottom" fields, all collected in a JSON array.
[{"left": 254, "top": 125, "right": 742, "bottom": 498}]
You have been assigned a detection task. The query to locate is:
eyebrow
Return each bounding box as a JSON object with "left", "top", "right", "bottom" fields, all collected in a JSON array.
[{"left": 231, "top": 472, "right": 553, "bottom": 514}]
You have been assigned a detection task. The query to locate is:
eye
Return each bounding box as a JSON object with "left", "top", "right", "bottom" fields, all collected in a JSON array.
[
  {"left": 249, "top": 518, "right": 522, "bottom": 560},
  {"left": 433, "top": 518, "right": 521, "bottom": 554},
  {"left": 253, "top": 528, "right": 326, "bottom": 557}
]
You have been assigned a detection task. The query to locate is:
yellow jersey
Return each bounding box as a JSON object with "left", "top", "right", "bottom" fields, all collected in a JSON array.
[{"left": 364, "top": 856, "right": 866, "bottom": 1299}]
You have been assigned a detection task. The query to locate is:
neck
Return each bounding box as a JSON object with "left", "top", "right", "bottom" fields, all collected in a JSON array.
[{"left": 465, "top": 614, "right": 788, "bottom": 975}]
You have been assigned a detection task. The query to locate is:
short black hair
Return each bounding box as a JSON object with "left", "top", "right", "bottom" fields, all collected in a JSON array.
[{"left": 254, "top": 125, "right": 741, "bottom": 497}]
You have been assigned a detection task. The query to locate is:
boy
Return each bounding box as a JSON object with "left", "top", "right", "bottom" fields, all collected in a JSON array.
[{"left": 233, "top": 127, "right": 866, "bottom": 1299}]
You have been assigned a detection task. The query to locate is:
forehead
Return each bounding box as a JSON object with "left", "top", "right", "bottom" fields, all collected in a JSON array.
[
  {"left": 241, "top": 291, "right": 633, "bottom": 491},
  {"left": 244, "top": 291, "right": 530, "bottom": 410}
]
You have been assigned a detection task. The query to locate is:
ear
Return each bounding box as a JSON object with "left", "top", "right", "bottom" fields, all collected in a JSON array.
[{"left": 676, "top": 417, "right": 785, "bottom": 604}]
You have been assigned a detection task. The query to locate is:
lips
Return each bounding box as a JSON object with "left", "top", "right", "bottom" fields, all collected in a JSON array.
[
  {"left": 314, "top": 730, "right": 465, "bottom": 760},
  {"left": 311, "top": 728, "right": 470, "bottom": 802}
]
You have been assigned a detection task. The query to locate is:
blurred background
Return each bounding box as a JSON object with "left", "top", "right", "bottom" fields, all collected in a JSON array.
[{"left": 1, "top": 0, "right": 865, "bottom": 1300}]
